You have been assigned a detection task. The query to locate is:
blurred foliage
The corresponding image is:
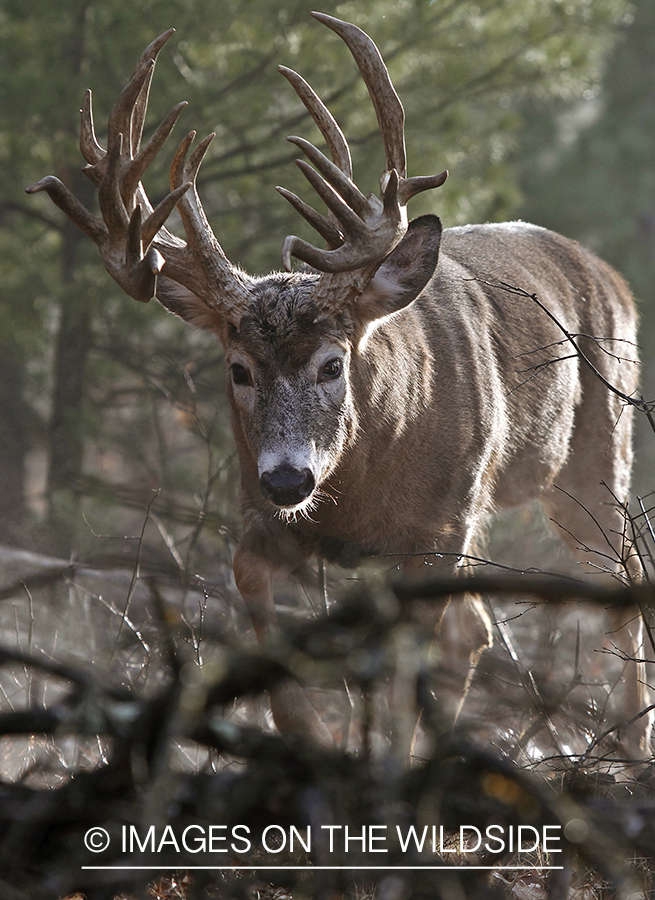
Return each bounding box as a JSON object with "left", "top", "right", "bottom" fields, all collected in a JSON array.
[
  {"left": 515, "top": 0, "right": 655, "bottom": 489},
  {"left": 0, "top": 0, "right": 637, "bottom": 557},
  {"left": 0, "top": 549, "right": 653, "bottom": 899},
  {"left": 518, "top": 0, "right": 654, "bottom": 307}
]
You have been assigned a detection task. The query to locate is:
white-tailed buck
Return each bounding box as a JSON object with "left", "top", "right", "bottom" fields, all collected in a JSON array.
[{"left": 28, "top": 14, "right": 646, "bottom": 753}]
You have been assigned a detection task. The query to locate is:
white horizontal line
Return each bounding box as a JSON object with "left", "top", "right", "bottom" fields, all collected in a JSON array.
[{"left": 82, "top": 865, "right": 563, "bottom": 871}]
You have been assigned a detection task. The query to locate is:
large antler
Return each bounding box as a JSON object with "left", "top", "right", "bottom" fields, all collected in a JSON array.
[
  {"left": 277, "top": 12, "right": 447, "bottom": 291},
  {"left": 26, "top": 30, "right": 251, "bottom": 323}
]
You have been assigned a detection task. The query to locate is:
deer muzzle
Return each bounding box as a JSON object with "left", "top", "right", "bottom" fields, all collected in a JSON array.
[{"left": 259, "top": 463, "right": 316, "bottom": 508}]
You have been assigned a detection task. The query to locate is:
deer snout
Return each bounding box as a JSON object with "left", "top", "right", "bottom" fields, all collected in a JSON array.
[{"left": 259, "top": 463, "right": 315, "bottom": 507}]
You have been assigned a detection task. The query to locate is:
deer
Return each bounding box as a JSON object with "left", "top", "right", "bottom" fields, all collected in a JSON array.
[{"left": 27, "top": 13, "right": 648, "bottom": 756}]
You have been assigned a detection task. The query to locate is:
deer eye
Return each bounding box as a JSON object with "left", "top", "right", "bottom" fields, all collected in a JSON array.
[
  {"left": 231, "top": 363, "right": 251, "bottom": 386},
  {"left": 319, "top": 357, "right": 343, "bottom": 382}
]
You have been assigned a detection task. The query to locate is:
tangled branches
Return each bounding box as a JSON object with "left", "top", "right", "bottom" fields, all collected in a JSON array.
[{"left": 0, "top": 546, "right": 653, "bottom": 900}]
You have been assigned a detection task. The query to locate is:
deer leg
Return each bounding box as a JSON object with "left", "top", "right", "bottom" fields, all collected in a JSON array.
[
  {"left": 606, "top": 606, "right": 649, "bottom": 755},
  {"left": 441, "top": 594, "right": 493, "bottom": 724},
  {"left": 539, "top": 327, "right": 651, "bottom": 758},
  {"left": 543, "top": 474, "right": 651, "bottom": 759},
  {"left": 393, "top": 547, "right": 492, "bottom": 760},
  {"left": 232, "top": 531, "right": 334, "bottom": 746}
]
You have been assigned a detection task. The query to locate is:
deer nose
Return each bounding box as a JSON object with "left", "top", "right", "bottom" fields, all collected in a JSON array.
[{"left": 259, "top": 464, "right": 315, "bottom": 507}]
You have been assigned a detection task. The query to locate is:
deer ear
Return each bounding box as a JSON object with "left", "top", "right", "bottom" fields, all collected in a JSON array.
[
  {"left": 155, "top": 277, "right": 239, "bottom": 339},
  {"left": 355, "top": 215, "right": 442, "bottom": 323}
]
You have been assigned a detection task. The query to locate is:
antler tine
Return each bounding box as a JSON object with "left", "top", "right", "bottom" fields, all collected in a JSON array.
[
  {"left": 141, "top": 181, "right": 192, "bottom": 250},
  {"left": 288, "top": 136, "right": 370, "bottom": 219},
  {"left": 280, "top": 169, "right": 398, "bottom": 273},
  {"left": 98, "top": 134, "right": 129, "bottom": 233},
  {"left": 133, "top": 28, "right": 177, "bottom": 76},
  {"left": 311, "top": 11, "right": 406, "bottom": 179},
  {"left": 106, "top": 30, "right": 175, "bottom": 156},
  {"left": 275, "top": 185, "right": 343, "bottom": 249},
  {"left": 130, "top": 29, "right": 176, "bottom": 157},
  {"left": 80, "top": 90, "right": 104, "bottom": 166},
  {"left": 122, "top": 100, "right": 188, "bottom": 206},
  {"left": 81, "top": 29, "right": 176, "bottom": 178},
  {"left": 106, "top": 58, "right": 154, "bottom": 156},
  {"left": 398, "top": 170, "right": 449, "bottom": 206},
  {"left": 170, "top": 131, "right": 218, "bottom": 255},
  {"left": 25, "top": 176, "right": 107, "bottom": 243},
  {"left": 125, "top": 205, "right": 166, "bottom": 302},
  {"left": 278, "top": 63, "right": 357, "bottom": 252},
  {"left": 278, "top": 65, "right": 352, "bottom": 180},
  {"left": 169, "top": 131, "right": 252, "bottom": 307},
  {"left": 80, "top": 58, "right": 154, "bottom": 195}
]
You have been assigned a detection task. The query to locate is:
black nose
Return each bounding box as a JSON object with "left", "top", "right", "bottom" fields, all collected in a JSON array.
[{"left": 259, "top": 464, "right": 315, "bottom": 507}]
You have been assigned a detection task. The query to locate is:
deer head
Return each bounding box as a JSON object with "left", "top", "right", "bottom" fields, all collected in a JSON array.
[{"left": 27, "top": 13, "right": 447, "bottom": 519}]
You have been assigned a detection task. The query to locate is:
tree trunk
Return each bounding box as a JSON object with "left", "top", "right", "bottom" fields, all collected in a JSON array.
[
  {"left": 46, "top": 186, "right": 93, "bottom": 554},
  {"left": 0, "top": 341, "right": 27, "bottom": 544}
]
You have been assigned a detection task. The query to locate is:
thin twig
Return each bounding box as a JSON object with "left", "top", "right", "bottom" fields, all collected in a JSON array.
[{"left": 471, "top": 276, "right": 655, "bottom": 433}]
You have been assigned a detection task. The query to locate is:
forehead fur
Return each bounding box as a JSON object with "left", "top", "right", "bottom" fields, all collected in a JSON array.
[{"left": 234, "top": 272, "right": 355, "bottom": 366}]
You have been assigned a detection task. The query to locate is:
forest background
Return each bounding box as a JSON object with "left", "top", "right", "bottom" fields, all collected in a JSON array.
[{"left": 1, "top": 0, "right": 653, "bottom": 575}]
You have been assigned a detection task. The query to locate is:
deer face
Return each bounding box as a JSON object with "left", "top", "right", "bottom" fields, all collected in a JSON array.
[
  {"left": 226, "top": 275, "right": 358, "bottom": 518},
  {"left": 222, "top": 218, "right": 443, "bottom": 517}
]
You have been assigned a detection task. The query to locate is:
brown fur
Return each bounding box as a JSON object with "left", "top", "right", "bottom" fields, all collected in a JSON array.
[{"left": 158, "top": 217, "right": 645, "bottom": 752}]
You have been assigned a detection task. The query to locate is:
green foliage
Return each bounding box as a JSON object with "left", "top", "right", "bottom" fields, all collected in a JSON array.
[{"left": 518, "top": 0, "right": 655, "bottom": 310}]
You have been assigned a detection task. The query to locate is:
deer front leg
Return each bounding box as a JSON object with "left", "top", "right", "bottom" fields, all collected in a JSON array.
[
  {"left": 607, "top": 606, "right": 652, "bottom": 759},
  {"left": 396, "top": 543, "right": 493, "bottom": 760},
  {"left": 232, "top": 529, "right": 334, "bottom": 746}
]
